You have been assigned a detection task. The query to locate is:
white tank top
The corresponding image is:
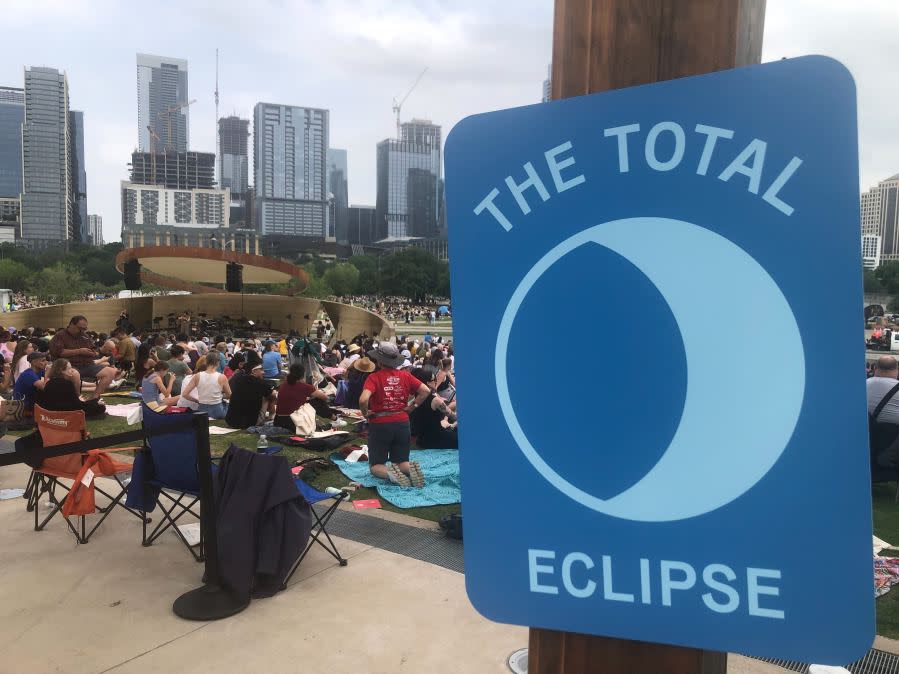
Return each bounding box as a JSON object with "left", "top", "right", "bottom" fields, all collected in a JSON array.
[{"left": 195, "top": 371, "right": 223, "bottom": 405}]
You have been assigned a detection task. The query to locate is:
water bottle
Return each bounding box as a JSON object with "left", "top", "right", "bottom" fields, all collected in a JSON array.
[{"left": 257, "top": 434, "right": 268, "bottom": 451}]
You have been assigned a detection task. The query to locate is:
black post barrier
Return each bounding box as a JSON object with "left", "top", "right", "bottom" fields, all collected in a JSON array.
[{"left": 172, "top": 413, "right": 250, "bottom": 620}]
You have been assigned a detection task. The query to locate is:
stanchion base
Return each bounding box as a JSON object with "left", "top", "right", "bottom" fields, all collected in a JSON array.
[{"left": 172, "top": 584, "right": 250, "bottom": 621}]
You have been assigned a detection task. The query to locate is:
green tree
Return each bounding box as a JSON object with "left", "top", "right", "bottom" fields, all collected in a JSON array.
[
  {"left": 324, "top": 262, "right": 360, "bottom": 296},
  {"left": 0, "top": 259, "right": 33, "bottom": 291},
  {"left": 436, "top": 263, "right": 451, "bottom": 297},
  {"left": 349, "top": 255, "right": 379, "bottom": 292},
  {"left": 864, "top": 269, "right": 884, "bottom": 294},
  {"left": 379, "top": 248, "right": 441, "bottom": 301},
  {"left": 875, "top": 261, "right": 899, "bottom": 295},
  {"left": 301, "top": 269, "right": 334, "bottom": 299},
  {"left": 83, "top": 257, "right": 124, "bottom": 286},
  {"left": 30, "top": 263, "right": 87, "bottom": 303}
]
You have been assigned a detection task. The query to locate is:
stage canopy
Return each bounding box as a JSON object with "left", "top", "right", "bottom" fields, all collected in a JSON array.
[{"left": 116, "top": 246, "right": 308, "bottom": 294}]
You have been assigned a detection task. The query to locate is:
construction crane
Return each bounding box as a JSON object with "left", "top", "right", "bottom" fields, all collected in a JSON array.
[
  {"left": 157, "top": 99, "right": 196, "bottom": 152},
  {"left": 146, "top": 124, "right": 161, "bottom": 182},
  {"left": 392, "top": 67, "right": 427, "bottom": 139}
]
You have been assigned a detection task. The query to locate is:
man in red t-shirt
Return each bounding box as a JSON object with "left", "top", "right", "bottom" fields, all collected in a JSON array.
[{"left": 360, "top": 342, "right": 430, "bottom": 487}]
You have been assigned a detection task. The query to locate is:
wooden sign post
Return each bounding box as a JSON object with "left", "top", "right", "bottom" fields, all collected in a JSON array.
[{"left": 529, "top": 1, "right": 767, "bottom": 672}]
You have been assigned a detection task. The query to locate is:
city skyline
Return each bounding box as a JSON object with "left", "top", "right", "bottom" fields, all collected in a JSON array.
[{"left": 2, "top": 0, "right": 897, "bottom": 244}]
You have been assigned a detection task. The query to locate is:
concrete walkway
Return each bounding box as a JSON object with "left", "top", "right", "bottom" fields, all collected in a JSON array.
[{"left": 0, "top": 463, "right": 801, "bottom": 673}]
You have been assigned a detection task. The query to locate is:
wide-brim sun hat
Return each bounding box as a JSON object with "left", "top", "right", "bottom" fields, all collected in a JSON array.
[
  {"left": 368, "top": 342, "right": 404, "bottom": 368},
  {"left": 353, "top": 357, "right": 376, "bottom": 373},
  {"left": 348, "top": 344, "right": 361, "bottom": 354}
]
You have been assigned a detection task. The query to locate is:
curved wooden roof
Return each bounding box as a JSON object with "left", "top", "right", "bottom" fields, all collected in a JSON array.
[{"left": 115, "top": 246, "right": 309, "bottom": 294}]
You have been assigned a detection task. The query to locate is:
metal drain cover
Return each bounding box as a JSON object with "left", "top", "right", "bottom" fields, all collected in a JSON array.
[{"left": 508, "top": 648, "right": 528, "bottom": 673}]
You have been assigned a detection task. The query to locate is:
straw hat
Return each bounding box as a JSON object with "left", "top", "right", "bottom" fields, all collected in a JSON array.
[{"left": 352, "top": 357, "right": 376, "bottom": 373}]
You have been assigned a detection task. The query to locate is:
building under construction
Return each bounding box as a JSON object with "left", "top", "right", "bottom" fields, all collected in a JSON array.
[{"left": 129, "top": 151, "right": 215, "bottom": 190}]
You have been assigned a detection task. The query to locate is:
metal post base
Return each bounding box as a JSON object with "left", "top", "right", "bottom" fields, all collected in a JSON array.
[{"left": 172, "top": 584, "right": 250, "bottom": 621}]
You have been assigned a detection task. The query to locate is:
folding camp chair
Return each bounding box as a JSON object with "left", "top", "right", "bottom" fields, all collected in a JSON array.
[
  {"left": 283, "top": 478, "right": 348, "bottom": 588},
  {"left": 31, "top": 405, "right": 141, "bottom": 544},
  {"left": 130, "top": 403, "right": 206, "bottom": 561}
]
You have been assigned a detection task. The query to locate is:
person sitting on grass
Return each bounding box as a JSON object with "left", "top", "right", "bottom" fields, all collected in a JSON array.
[
  {"left": 166, "top": 344, "right": 192, "bottom": 395},
  {"left": 10, "top": 339, "right": 34, "bottom": 384},
  {"left": 273, "top": 364, "right": 328, "bottom": 431},
  {"left": 358, "top": 342, "right": 430, "bottom": 488},
  {"left": 344, "top": 357, "right": 375, "bottom": 409},
  {"left": 409, "top": 366, "right": 458, "bottom": 449},
  {"left": 9, "top": 351, "right": 48, "bottom": 421},
  {"left": 113, "top": 327, "right": 136, "bottom": 371},
  {"left": 134, "top": 342, "right": 156, "bottom": 389},
  {"left": 36, "top": 358, "right": 106, "bottom": 419},
  {"left": 180, "top": 350, "right": 231, "bottom": 419},
  {"left": 140, "top": 361, "right": 180, "bottom": 409},
  {"left": 48, "top": 315, "right": 118, "bottom": 400},
  {"left": 262, "top": 340, "right": 283, "bottom": 381},
  {"left": 225, "top": 362, "right": 277, "bottom": 429}
]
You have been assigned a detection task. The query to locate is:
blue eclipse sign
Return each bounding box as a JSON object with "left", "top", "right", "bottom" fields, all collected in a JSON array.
[{"left": 445, "top": 56, "right": 872, "bottom": 664}]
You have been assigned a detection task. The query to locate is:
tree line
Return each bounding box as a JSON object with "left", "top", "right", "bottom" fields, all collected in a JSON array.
[
  {"left": 865, "top": 262, "right": 899, "bottom": 310},
  {"left": 0, "top": 241, "right": 451, "bottom": 304},
  {"left": 300, "top": 248, "right": 451, "bottom": 301}
]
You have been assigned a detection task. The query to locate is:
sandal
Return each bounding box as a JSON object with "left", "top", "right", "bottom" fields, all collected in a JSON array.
[
  {"left": 408, "top": 461, "right": 425, "bottom": 488},
  {"left": 387, "top": 464, "right": 411, "bottom": 487}
]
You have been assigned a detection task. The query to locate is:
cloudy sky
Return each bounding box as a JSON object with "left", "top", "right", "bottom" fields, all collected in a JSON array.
[{"left": 3, "top": 0, "right": 897, "bottom": 243}]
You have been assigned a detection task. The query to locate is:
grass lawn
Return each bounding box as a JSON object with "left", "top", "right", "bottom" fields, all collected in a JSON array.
[
  {"left": 9, "top": 406, "right": 461, "bottom": 525},
  {"left": 873, "top": 483, "right": 899, "bottom": 639}
]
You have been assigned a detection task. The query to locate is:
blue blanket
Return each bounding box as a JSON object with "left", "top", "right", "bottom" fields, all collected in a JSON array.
[{"left": 330, "top": 449, "right": 460, "bottom": 509}]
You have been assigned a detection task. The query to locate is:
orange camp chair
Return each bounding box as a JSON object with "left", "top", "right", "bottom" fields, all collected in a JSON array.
[{"left": 31, "top": 405, "right": 142, "bottom": 544}]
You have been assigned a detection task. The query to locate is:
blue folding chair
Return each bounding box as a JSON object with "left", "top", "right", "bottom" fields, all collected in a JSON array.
[
  {"left": 283, "top": 478, "right": 348, "bottom": 587},
  {"left": 127, "top": 403, "right": 206, "bottom": 561}
]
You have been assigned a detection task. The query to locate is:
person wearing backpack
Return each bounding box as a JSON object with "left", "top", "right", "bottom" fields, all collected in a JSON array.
[{"left": 868, "top": 356, "right": 899, "bottom": 469}]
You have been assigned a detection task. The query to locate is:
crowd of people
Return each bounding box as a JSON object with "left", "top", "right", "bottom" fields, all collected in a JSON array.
[
  {"left": 2, "top": 291, "right": 117, "bottom": 312},
  {"left": 339, "top": 295, "right": 451, "bottom": 324},
  {"left": 0, "top": 312, "right": 459, "bottom": 489}
]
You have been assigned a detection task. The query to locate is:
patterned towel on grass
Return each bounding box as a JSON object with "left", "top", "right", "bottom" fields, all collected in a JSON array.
[
  {"left": 875, "top": 556, "right": 899, "bottom": 597},
  {"left": 330, "top": 449, "right": 460, "bottom": 509}
]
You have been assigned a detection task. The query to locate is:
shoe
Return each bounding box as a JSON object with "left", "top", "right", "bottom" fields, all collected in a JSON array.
[
  {"left": 109, "top": 379, "right": 124, "bottom": 390},
  {"left": 408, "top": 461, "right": 425, "bottom": 488},
  {"left": 386, "top": 464, "right": 411, "bottom": 487}
]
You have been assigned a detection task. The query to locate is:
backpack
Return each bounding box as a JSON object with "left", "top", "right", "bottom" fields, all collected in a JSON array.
[
  {"left": 439, "top": 513, "right": 463, "bottom": 540},
  {"left": 334, "top": 379, "right": 350, "bottom": 407}
]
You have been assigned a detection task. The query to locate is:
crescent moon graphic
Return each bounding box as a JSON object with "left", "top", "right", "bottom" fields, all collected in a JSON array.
[{"left": 495, "top": 217, "right": 805, "bottom": 522}]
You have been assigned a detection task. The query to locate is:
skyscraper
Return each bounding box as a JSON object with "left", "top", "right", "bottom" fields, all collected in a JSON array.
[
  {"left": 0, "top": 87, "right": 24, "bottom": 199},
  {"left": 375, "top": 119, "right": 441, "bottom": 240},
  {"left": 861, "top": 186, "right": 882, "bottom": 236},
  {"left": 20, "top": 67, "right": 73, "bottom": 246},
  {"left": 70, "top": 110, "right": 88, "bottom": 243},
  {"left": 254, "top": 103, "right": 329, "bottom": 238},
  {"left": 129, "top": 151, "right": 215, "bottom": 189},
  {"left": 219, "top": 116, "right": 249, "bottom": 225},
  {"left": 327, "top": 148, "right": 348, "bottom": 243},
  {"left": 137, "top": 53, "right": 189, "bottom": 153},
  {"left": 0, "top": 87, "right": 24, "bottom": 233},
  {"left": 861, "top": 175, "right": 899, "bottom": 263},
  {"left": 877, "top": 175, "right": 899, "bottom": 262},
  {"left": 88, "top": 214, "right": 103, "bottom": 246}
]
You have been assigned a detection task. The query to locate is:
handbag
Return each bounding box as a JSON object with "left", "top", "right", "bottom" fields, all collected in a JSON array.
[{"left": 290, "top": 402, "right": 317, "bottom": 435}]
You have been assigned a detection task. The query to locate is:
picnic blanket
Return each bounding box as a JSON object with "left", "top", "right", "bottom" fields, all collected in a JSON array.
[
  {"left": 330, "top": 449, "right": 460, "bottom": 509},
  {"left": 875, "top": 556, "right": 899, "bottom": 597},
  {"left": 106, "top": 402, "right": 141, "bottom": 418}
]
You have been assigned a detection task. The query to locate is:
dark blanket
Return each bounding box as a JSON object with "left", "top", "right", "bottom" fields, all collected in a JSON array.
[{"left": 214, "top": 444, "right": 312, "bottom": 599}]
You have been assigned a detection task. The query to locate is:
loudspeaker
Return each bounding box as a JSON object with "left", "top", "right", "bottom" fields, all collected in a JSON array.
[
  {"left": 225, "top": 262, "right": 243, "bottom": 293},
  {"left": 124, "top": 259, "right": 142, "bottom": 290}
]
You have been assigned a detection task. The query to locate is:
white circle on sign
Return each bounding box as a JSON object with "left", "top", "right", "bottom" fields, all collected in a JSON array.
[{"left": 494, "top": 217, "right": 805, "bottom": 522}]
